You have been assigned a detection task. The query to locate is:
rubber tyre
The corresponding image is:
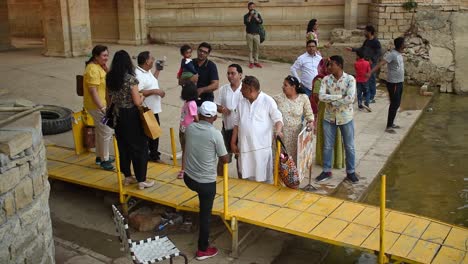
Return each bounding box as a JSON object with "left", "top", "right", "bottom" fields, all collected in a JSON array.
[{"left": 40, "top": 105, "right": 73, "bottom": 135}]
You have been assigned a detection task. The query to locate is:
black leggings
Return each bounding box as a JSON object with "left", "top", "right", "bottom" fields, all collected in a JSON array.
[
  {"left": 386, "top": 82, "right": 403, "bottom": 128},
  {"left": 184, "top": 174, "right": 216, "bottom": 251},
  {"left": 115, "top": 106, "right": 148, "bottom": 182}
]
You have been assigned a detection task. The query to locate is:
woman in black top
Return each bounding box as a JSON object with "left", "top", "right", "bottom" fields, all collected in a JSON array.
[{"left": 106, "top": 50, "right": 154, "bottom": 190}]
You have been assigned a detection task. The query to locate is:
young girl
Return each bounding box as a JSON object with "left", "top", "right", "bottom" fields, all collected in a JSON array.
[{"left": 178, "top": 82, "right": 199, "bottom": 179}]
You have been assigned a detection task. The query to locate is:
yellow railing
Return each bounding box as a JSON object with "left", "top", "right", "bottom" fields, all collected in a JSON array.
[{"left": 379, "top": 174, "right": 387, "bottom": 264}]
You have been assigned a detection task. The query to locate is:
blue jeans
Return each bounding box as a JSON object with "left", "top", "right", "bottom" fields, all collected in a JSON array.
[
  {"left": 322, "top": 120, "right": 355, "bottom": 174},
  {"left": 357, "top": 82, "right": 370, "bottom": 106},
  {"left": 302, "top": 84, "right": 312, "bottom": 97},
  {"left": 368, "top": 62, "right": 377, "bottom": 100}
]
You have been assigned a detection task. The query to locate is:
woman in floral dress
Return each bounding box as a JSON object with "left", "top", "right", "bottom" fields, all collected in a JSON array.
[{"left": 273, "top": 76, "right": 314, "bottom": 163}]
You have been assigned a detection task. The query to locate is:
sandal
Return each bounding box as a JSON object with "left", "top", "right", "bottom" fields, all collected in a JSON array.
[{"left": 177, "top": 170, "right": 184, "bottom": 179}]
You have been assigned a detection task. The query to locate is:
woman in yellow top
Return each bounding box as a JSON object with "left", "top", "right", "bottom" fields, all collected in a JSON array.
[
  {"left": 83, "top": 45, "right": 114, "bottom": 170},
  {"left": 273, "top": 75, "right": 314, "bottom": 163}
]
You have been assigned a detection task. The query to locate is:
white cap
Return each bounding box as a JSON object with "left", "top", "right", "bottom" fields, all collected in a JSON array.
[{"left": 199, "top": 101, "right": 217, "bottom": 117}]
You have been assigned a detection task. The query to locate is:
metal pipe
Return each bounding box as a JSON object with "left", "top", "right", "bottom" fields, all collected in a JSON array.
[
  {"left": 223, "top": 163, "right": 229, "bottom": 219},
  {"left": 379, "top": 174, "right": 386, "bottom": 263},
  {"left": 273, "top": 139, "right": 281, "bottom": 186},
  {"left": 170, "top": 128, "right": 178, "bottom": 166},
  {"left": 113, "top": 137, "right": 125, "bottom": 204}
]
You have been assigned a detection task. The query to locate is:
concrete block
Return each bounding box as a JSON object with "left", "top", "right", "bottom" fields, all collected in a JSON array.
[
  {"left": 0, "top": 166, "right": 20, "bottom": 193},
  {"left": 3, "top": 192, "right": 16, "bottom": 217},
  {"left": 397, "top": 19, "right": 409, "bottom": 25},
  {"left": 391, "top": 13, "right": 404, "bottom": 19},
  {"left": 0, "top": 131, "right": 33, "bottom": 157},
  {"left": 14, "top": 177, "right": 33, "bottom": 210},
  {"left": 385, "top": 19, "right": 397, "bottom": 26}
]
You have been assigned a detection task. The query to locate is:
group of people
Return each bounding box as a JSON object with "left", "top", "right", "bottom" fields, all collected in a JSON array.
[{"left": 82, "top": 5, "right": 407, "bottom": 258}]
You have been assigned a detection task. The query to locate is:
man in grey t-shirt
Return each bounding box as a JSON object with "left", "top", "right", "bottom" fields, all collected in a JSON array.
[
  {"left": 184, "top": 101, "right": 228, "bottom": 260},
  {"left": 368, "top": 37, "right": 405, "bottom": 134}
]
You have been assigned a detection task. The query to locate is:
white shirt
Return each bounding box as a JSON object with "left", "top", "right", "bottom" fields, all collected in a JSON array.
[
  {"left": 135, "top": 66, "right": 162, "bottom": 114},
  {"left": 233, "top": 92, "right": 283, "bottom": 182},
  {"left": 290, "top": 52, "right": 322, "bottom": 91},
  {"left": 215, "top": 83, "right": 242, "bottom": 130}
]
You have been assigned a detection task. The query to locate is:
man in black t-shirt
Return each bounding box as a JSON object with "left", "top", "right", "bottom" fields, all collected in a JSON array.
[
  {"left": 244, "top": 2, "right": 263, "bottom": 69},
  {"left": 347, "top": 25, "right": 382, "bottom": 103},
  {"left": 193, "top": 42, "right": 219, "bottom": 106}
]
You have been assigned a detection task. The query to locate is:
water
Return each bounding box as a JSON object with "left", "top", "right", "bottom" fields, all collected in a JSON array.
[
  {"left": 365, "top": 93, "right": 468, "bottom": 226},
  {"left": 274, "top": 93, "right": 468, "bottom": 263}
]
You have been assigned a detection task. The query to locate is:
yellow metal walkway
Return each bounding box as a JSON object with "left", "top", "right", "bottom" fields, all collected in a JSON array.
[{"left": 47, "top": 145, "right": 467, "bottom": 264}]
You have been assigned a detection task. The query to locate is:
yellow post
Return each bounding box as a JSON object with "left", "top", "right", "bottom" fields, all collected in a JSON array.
[
  {"left": 273, "top": 139, "right": 281, "bottom": 186},
  {"left": 223, "top": 163, "right": 229, "bottom": 219},
  {"left": 379, "top": 174, "right": 386, "bottom": 264},
  {"left": 170, "top": 128, "right": 178, "bottom": 166},
  {"left": 113, "top": 137, "right": 125, "bottom": 204}
]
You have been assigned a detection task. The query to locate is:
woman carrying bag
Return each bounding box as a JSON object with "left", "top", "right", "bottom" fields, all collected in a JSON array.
[{"left": 107, "top": 50, "right": 154, "bottom": 190}]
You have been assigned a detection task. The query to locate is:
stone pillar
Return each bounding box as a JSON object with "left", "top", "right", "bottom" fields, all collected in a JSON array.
[
  {"left": 0, "top": 105, "right": 55, "bottom": 264},
  {"left": 344, "top": 0, "right": 358, "bottom": 29},
  {"left": 117, "top": 0, "right": 147, "bottom": 45},
  {"left": 0, "top": 0, "right": 12, "bottom": 50},
  {"left": 42, "top": 0, "right": 92, "bottom": 57}
]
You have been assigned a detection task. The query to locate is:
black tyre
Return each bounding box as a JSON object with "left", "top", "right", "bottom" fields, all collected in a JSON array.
[{"left": 40, "top": 105, "right": 73, "bottom": 135}]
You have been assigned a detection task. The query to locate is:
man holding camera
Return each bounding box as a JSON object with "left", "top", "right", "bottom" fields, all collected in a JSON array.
[
  {"left": 136, "top": 51, "right": 166, "bottom": 162},
  {"left": 244, "top": 2, "right": 263, "bottom": 69}
]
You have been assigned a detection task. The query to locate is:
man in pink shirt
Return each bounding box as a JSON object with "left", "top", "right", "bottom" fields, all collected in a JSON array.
[{"left": 354, "top": 49, "right": 371, "bottom": 112}]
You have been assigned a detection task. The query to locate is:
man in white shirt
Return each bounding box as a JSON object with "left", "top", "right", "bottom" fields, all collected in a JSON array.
[
  {"left": 290, "top": 40, "right": 322, "bottom": 97},
  {"left": 215, "top": 64, "right": 243, "bottom": 178},
  {"left": 135, "top": 51, "right": 166, "bottom": 162},
  {"left": 231, "top": 76, "right": 283, "bottom": 183}
]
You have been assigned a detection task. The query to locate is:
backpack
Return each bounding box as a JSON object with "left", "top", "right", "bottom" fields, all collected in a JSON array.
[{"left": 259, "top": 24, "right": 266, "bottom": 43}]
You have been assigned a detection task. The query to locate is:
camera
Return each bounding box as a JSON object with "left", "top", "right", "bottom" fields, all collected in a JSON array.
[{"left": 250, "top": 10, "right": 256, "bottom": 15}]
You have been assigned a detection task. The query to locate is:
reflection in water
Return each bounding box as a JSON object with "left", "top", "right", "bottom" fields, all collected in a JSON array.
[
  {"left": 365, "top": 93, "right": 468, "bottom": 226},
  {"left": 324, "top": 93, "right": 468, "bottom": 263}
]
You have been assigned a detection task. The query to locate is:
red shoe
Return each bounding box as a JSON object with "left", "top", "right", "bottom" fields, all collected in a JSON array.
[
  {"left": 196, "top": 247, "right": 218, "bottom": 260},
  {"left": 254, "top": 63, "right": 263, "bottom": 68},
  {"left": 248, "top": 63, "right": 254, "bottom": 69}
]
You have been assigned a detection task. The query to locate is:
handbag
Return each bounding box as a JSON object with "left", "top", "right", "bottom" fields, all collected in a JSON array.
[
  {"left": 277, "top": 136, "right": 300, "bottom": 189},
  {"left": 139, "top": 106, "right": 162, "bottom": 140},
  {"left": 259, "top": 24, "right": 266, "bottom": 43},
  {"left": 83, "top": 126, "right": 95, "bottom": 148},
  {"left": 76, "top": 75, "right": 84, "bottom": 96},
  {"left": 102, "top": 103, "right": 115, "bottom": 129}
]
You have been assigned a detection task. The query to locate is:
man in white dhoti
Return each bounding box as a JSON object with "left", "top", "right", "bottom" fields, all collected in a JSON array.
[{"left": 231, "top": 75, "right": 283, "bottom": 183}]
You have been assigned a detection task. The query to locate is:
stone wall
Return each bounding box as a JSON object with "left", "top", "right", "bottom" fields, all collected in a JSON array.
[
  {"left": 146, "top": 0, "right": 370, "bottom": 43},
  {"left": 89, "top": 0, "right": 119, "bottom": 43},
  {"left": 7, "top": 0, "right": 43, "bottom": 38},
  {"left": 0, "top": 110, "right": 55, "bottom": 264}
]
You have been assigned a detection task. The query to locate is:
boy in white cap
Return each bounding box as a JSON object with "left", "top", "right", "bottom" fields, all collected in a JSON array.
[{"left": 183, "top": 101, "right": 229, "bottom": 260}]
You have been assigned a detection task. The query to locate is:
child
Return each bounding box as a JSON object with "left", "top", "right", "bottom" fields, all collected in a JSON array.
[
  {"left": 178, "top": 82, "right": 199, "bottom": 179},
  {"left": 354, "top": 49, "right": 372, "bottom": 112},
  {"left": 177, "top": 44, "right": 198, "bottom": 82}
]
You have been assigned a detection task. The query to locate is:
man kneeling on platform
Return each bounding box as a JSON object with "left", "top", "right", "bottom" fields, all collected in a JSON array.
[{"left": 183, "top": 101, "right": 229, "bottom": 260}]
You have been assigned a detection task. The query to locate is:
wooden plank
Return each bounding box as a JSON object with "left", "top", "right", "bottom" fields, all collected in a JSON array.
[
  {"left": 388, "top": 235, "right": 418, "bottom": 258},
  {"left": 47, "top": 160, "right": 69, "bottom": 171},
  {"left": 229, "top": 200, "right": 279, "bottom": 223},
  {"left": 443, "top": 227, "right": 468, "bottom": 251},
  {"left": 75, "top": 155, "right": 97, "bottom": 167},
  {"left": 286, "top": 192, "right": 320, "bottom": 211},
  {"left": 285, "top": 212, "right": 325, "bottom": 234},
  {"left": 335, "top": 223, "right": 374, "bottom": 246},
  {"left": 420, "top": 222, "right": 451, "bottom": 244},
  {"left": 353, "top": 207, "right": 388, "bottom": 228},
  {"left": 263, "top": 187, "right": 300, "bottom": 206},
  {"left": 263, "top": 208, "right": 301, "bottom": 228},
  {"left": 385, "top": 211, "right": 413, "bottom": 233},
  {"left": 431, "top": 246, "right": 465, "bottom": 264},
  {"left": 329, "top": 202, "right": 365, "bottom": 222},
  {"left": 228, "top": 181, "right": 261, "bottom": 198},
  {"left": 306, "top": 197, "right": 343, "bottom": 216},
  {"left": 403, "top": 217, "right": 431, "bottom": 238},
  {"left": 46, "top": 146, "right": 75, "bottom": 161},
  {"left": 406, "top": 240, "right": 440, "bottom": 263},
  {"left": 309, "top": 217, "right": 348, "bottom": 240},
  {"left": 244, "top": 184, "right": 280, "bottom": 203},
  {"left": 361, "top": 229, "right": 399, "bottom": 251}
]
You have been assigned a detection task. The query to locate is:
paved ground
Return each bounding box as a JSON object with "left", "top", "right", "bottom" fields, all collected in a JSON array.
[{"left": 0, "top": 39, "right": 430, "bottom": 263}]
